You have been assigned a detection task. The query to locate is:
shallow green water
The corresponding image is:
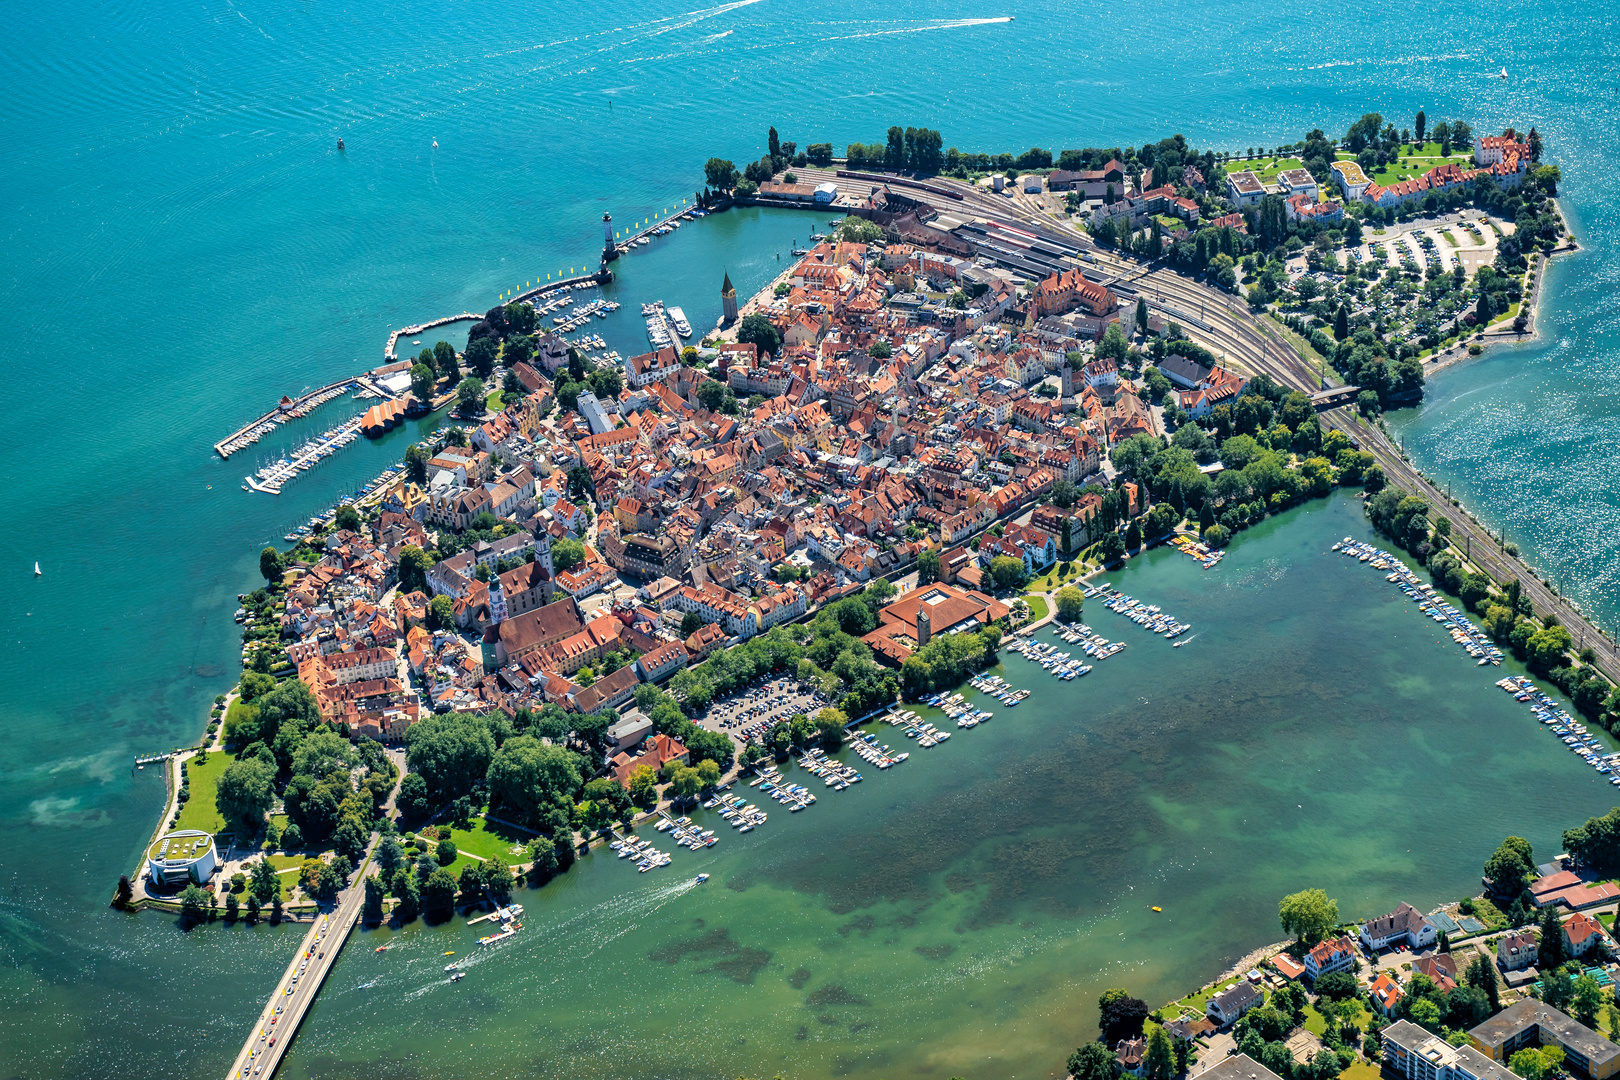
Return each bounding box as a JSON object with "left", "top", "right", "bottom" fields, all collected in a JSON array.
[
  {"left": 6, "top": 0, "right": 1620, "bottom": 1071},
  {"left": 259, "top": 494, "right": 1614, "bottom": 1080}
]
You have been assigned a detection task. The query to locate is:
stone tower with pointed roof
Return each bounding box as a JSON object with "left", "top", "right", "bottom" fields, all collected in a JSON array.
[{"left": 721, "top": 270, "right": 738, "bottom": 325}]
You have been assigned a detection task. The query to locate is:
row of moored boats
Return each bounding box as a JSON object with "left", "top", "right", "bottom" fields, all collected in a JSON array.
[
  {"left": 549, "top": 297, "right": 615, "bottom": 332},
  {"left": 243, "top": 415, "right": 364, "bottom": 494},
  {"left": 1334, "top": 537, "right": 1504, "bottom": 666},
  {"left": 1169, "top": 534, "right": 1225, "bottom": 568},
  {"left": 218, "top": 381, "right": 358, "bottom": 459},
  {"left": 1007, "top": 638, "right": 1096, "bottom": 678},
  {"left": 282, "top": 464, "right": 403, "bottom": 540},
  {"left": 1088, "top": 585, "right": 1193, "bottom": 640},
  {"left": 610, "top": 833, "right": 674, "bottom": 872},
  {"left": 1497, "top": 675, "right": 1620, "bottom": 783},
  {"left": 475, "top": 903, "right": 524, "bottom": 947},
  {"left": 883, "top": 707, "right": 956, "bottom": 747}
]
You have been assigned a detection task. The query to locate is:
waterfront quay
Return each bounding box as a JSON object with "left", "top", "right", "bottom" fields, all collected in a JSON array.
[{"left": 382, "top": 311, "right": 482, "bottom": 362}]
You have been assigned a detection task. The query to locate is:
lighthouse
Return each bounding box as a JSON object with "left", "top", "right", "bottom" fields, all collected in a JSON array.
[{"left": 601, "top": 212, "right": 619, "bottom": 264}]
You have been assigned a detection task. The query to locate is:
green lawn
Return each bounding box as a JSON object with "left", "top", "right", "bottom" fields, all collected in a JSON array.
[
  {"left": 1304, "top": 998, "right": 1371, "bottom": 1036},
  {"left": 1441, "top": 230, "right": 1460, "bottom": 247},
  {"left": 1335, "top": 145, "right": 1475, "bottom": 187},
  {"left": 1167, "top": 977, "right": 1241, "bottom": 1017},
  {"left": 1022, "top": 595, "right": 1050, "bottom": 623},
  {"left": 1027, "top": 563, "right": 1087, "bottom": 593},
  {"left": 1340, "top": 1061, "right": 1383, "bottom": 1080},
  {"left": 1222, "top": 157, "right": 1305, "bottom": 185},
  {"left": 433, "top": 816, "right": 536, "bottom": 864},
  {"left": 173, "top": 751, "right": 235, "bottom": 836},
  {"left": 485, "top": 390, "right": 505, "bottom": 412}
]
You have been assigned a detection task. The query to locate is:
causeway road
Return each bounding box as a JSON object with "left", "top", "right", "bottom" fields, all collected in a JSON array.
[{"left": 223, "top": 836, "right": 378, "bottom": 1080}]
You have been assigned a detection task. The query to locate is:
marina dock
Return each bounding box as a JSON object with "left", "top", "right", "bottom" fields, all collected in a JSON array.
[
  {"left": 243, "top": 414, "right": 366, "bottom": 495},
  {"left": 213, "top": 379, "right": 362, "bottom": 459}
]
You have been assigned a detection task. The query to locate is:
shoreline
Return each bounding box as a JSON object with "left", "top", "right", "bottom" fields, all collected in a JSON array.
[
  {"left": 165, "top": 163, "right": 1593, "bottom": 1069},
  {"left": 1418, "top": 198, "right": 1580, "bottom": 378}
]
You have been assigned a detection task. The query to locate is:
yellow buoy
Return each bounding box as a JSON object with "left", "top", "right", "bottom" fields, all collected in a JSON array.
[{"left": 1151, "top": 906, "right": 1162, "bottom": 912}]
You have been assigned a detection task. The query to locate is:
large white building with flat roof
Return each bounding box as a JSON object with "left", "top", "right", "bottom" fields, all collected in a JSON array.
[{"left": 146, "top": 830, "right": 218, "bottom": 887}]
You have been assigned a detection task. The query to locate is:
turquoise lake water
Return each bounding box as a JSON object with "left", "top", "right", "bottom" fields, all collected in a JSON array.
[{"left": 3, "top": 0, "right": 1618, "bottom": 1074}]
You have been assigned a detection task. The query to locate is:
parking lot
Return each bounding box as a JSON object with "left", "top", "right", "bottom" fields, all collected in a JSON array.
[
  {"left": 1336, "top": 212, "right": 1501, "bottom": 279},
  {"left": 697, "top": 677, "right": 830, "bottom": 745}
]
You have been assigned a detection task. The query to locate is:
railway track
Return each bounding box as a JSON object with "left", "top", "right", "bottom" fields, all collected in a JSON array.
[{"left": 797, "top": 166, "right": 1319, "bottom": 391}]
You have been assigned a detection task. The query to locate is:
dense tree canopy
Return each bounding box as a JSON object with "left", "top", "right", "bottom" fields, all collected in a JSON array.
[
  {"left": 404, "top": 712, "right": 498, "bottom": 805},
  {"left": 216, "top": 754, "right": 277, "bottom": 836},
  {"left": 487, "top": 735, "right": 585, "bottom": 830},
  {"left": 737, "top": 313, "right": 782, "bottom": 358}
]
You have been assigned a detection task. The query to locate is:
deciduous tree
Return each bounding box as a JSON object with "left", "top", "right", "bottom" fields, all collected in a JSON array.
[
  {"left": 216, "top": 754, "right": 276, "bottom": 836},
  {"left": 1279, "top": 887, "right": 1340, "bottom": 945},
  {"left": 1056, "top": 587, "right": 1085, "bottom": 622}
]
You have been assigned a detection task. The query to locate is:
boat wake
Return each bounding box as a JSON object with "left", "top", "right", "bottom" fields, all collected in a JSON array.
[
  {"left": 396, "top": 878, "right": 705, "bottom": 1001},
  {"left": 822, "top": 16, "right": 1012, "bottom": 41}
]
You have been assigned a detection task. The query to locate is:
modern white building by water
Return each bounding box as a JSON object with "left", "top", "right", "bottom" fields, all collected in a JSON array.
[{"left": 146, "top": 830, "right": 218, "bottom": 887}]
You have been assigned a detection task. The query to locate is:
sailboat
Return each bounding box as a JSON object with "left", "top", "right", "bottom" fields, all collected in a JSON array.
[
  {"left": 1498, "top": 67, "right": 1508, "bottom": 79},
  {"left": 34, "top": 562, "right": 41, "bottom": 576}
]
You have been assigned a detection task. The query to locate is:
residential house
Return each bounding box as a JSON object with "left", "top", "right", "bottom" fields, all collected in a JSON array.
[
  {"left": 1497, "top": 931, "right": 1538, "bottom": 972},
  {"left": 1413, "top": 954, "right": 1459, "bottom": 993},
  {"left": 1304, "top": 936, "right": 1358, "bottom": 980},
  {"left": 1360, "top": 902, "right": 1437, "bottom": 951},
  {"left": 1369, "top": 972, "right": 1403, "bottom": 1017},
  {"left": 1206, "top": 981, "right": 1261, "bottom": 1027},
  {"left": 1563, "top": 912, "right": 1606, "bottom": 958},
  {"left": 608, "top": 732, "right": 689, "bottom": 786}
]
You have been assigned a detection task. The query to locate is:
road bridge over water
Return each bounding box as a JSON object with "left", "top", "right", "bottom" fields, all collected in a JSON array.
[{"left": 223, "top": 836, "right": 377, "bottom": 1080}]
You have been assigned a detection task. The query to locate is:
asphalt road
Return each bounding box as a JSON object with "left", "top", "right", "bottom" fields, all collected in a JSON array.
[{"left": 223, "top": 859, "right": 370, "bottom": 1080}]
